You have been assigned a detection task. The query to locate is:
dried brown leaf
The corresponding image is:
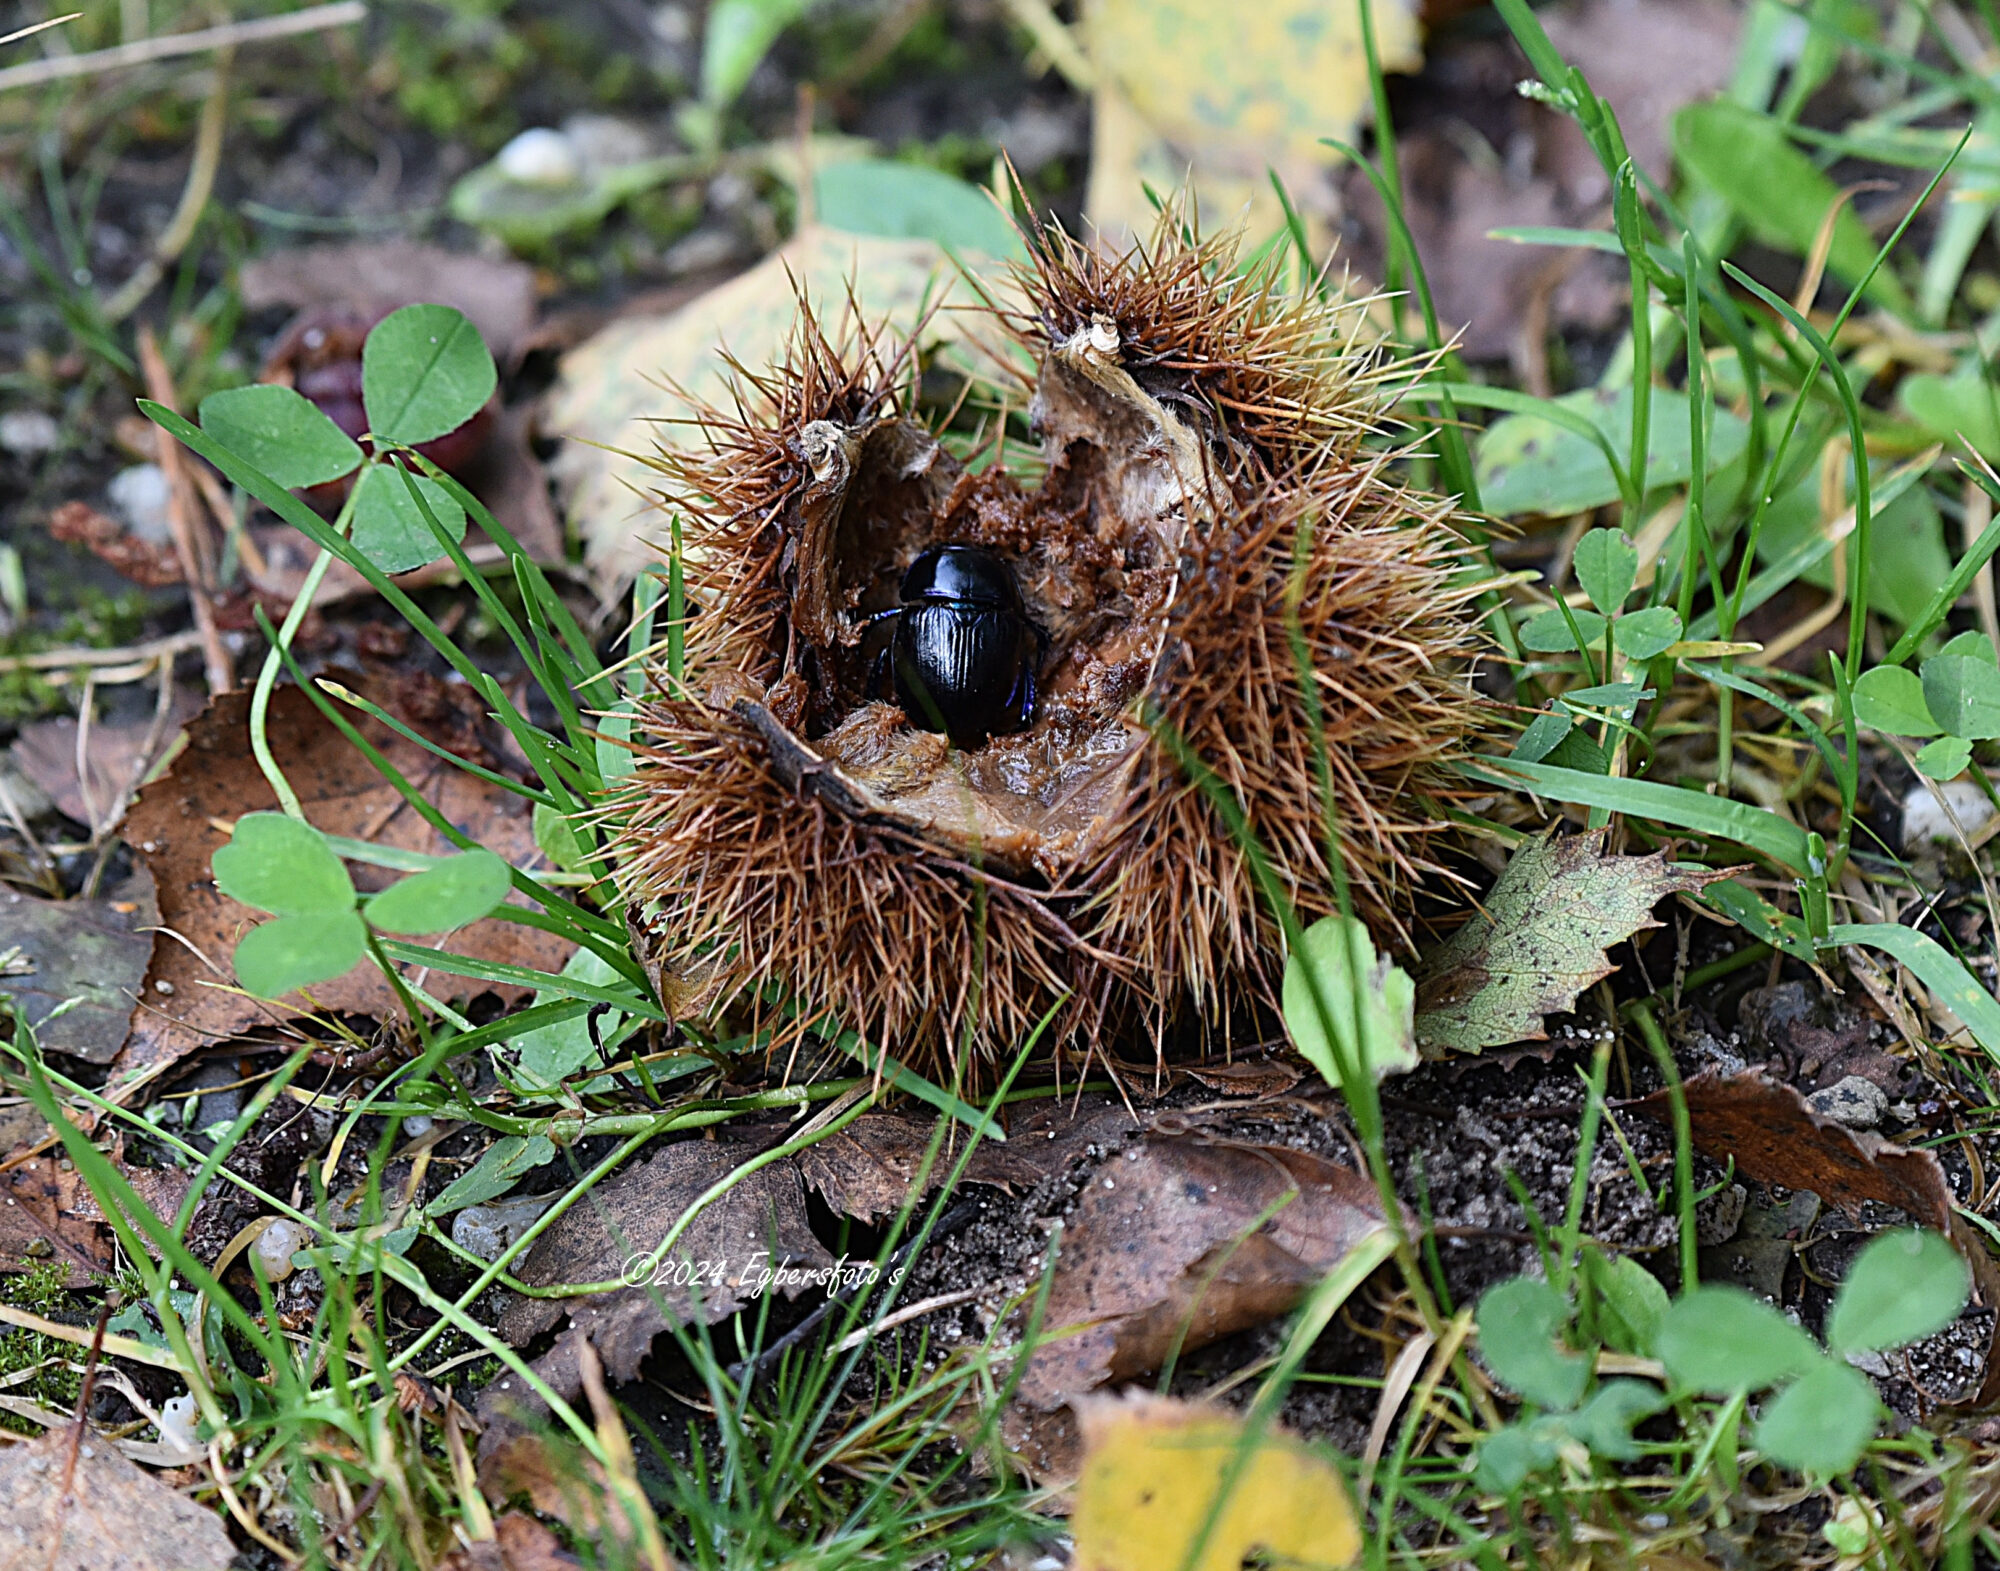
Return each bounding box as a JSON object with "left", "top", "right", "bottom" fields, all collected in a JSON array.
[
  {"left": 0, "top": 1144, "right": 187, "bottom": 1286},
  {"left": 796, "top": 1096, "right": 1145, "bottom": 1223},
  {"left": 477, "top": 1138, "right": 831, "bottom": 1460},
  {"left": 116, "top": 678, "right": 573, "bottom": 1075},
  {"left": 441, "top": 1506, "right": 587, "bottom": 1570},
  {"left": 239, "top": 241, "right": 538, "bottom": 364},
  {"left": 0, "top": 874, "right": 157, "bottom": 1064},
  {"left": 1635, "top": 1070, "right": 2000, "bottom": 1405},
  {"left": 11, "top": 693, "right": 200, "bottom": 834},
  {"left": 1009, "top": 1136, "right": 1393, "bottom": 1475},
  {"left": 0, "top": 1421, "right": 235, "bottom": 1571}
]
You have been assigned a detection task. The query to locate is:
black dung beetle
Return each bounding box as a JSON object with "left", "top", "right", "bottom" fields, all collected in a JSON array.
[{"left": 867, "top": 545, "right": 1043, "bottom": 748}]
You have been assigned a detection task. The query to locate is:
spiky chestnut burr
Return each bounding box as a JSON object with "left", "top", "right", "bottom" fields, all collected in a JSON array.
[{"left": 608, "top": 214, "right": 1492, "bottom": 1070}]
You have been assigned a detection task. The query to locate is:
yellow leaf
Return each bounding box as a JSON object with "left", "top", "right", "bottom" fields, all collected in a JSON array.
[
  {"left": 1082, "top": 0, "right": 1422, "bottom": 244},
  {"left": 1071, "top": 1392, "right": 1361, "bottom": 1571}
]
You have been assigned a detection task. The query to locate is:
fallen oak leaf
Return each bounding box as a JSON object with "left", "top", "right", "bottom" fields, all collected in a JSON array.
[
  {"left": 1071, "top": 1391, "right": 1360, "bottom": 1571},
  {"left": 1633, "top": 1070, "right": 2000, "bottom": 1406},
  {"left": 1414, "top": 832, "right": 1731, "bottom": 1053},
  {"left": 0, "top": 1419, "right": 235, "bottom": 1571}
]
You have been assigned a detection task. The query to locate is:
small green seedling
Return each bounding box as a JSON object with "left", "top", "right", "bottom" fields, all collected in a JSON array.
[
  {"left": 1280, "top": 914, "right": 1419, "bottom": 1090},
  {"left": 1519, "top": 528, "right": 1687, "bottom": 665},
  {"left": 1473, "top": 1255, "right": 1672, "bottom": 1491},
  {"left": 1658, "top": 1228, "right": 1969, "bottom": 1474},
  {"left": 1477, "top": 1230, "right": 1970, "bottom": 1490},
  {"left": 1852, "top": 631, "right": 2000, "bottom": 781},
  {"left": 1511, "top": 528, "right": 1683, "bottom": 774},
  {"left": 213, "top": 812, "right": 512, "bottom": 998},
  {"left": 198, "top": 304, "right": 495, "bottom": 574}
]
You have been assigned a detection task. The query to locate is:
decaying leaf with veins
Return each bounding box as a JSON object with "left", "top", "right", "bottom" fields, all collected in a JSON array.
[
  {"left": 1635, "top": 1069, "right": 2000, "bottom": 1407},
  {"left": 1414, "top": 832, "right": 1726, "bottom": 1054},
  {"left": 1071, "top": 1391, "right": 1360, "bottom": 1571},
  {"left": 1010, "top": 1135, "right": 1396, "bottom": 1478}
]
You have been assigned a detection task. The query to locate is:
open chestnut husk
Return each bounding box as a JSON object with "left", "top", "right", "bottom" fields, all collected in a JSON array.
[{"left": 610, "top": 213, "right": 1492, "bottom": 1071}]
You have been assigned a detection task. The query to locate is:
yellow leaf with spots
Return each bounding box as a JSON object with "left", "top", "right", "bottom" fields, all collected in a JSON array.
[
  {"left": 1083, "top": 0, "right": 1421, "bottom": 245},
  {"left": 1071, "top": 1392, "right": 1361, "bottom": 1571}
]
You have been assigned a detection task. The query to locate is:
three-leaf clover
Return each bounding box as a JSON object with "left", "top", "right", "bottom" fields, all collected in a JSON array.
[
  {"left": 196, "top": 304, "right": 495, "bottom": 574},
  {"left": 1518, "top": 528, "right": 1686, "bottom": 662},
  {"left": 1656, "top": 1230, "right": 1969, "bottom": 1476},
  {"left": 214, "top": 811, "right": 512, "bottom": 998},
  {"left": 1472, "top": 1274, "right": 1669, "bottom": 1491},
  {"left": 1474, "top": 1231, "right": 1968, "bottom": 1489},
  {"left": 1852, "top": 631, "right": 2000, "bottom": 780}
]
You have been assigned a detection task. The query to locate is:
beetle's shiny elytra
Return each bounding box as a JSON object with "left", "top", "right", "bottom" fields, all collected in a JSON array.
[{"left": 870, "top": 545, "right": 1041, "bottom": 749}]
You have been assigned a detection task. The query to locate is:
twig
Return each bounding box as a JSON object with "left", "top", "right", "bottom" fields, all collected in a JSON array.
[
  {"left": 0, "top": 13, "right": 81, "bottom": 51},
  {"left": 103, "top": 52, "right": 231, "bottom": 323},
  {"left": 188, "top": 458, "right": 270, "bottom": 578},
  {"left": 827, "top": 1285, "right": 984, "bottom": 1353},
  {"left": 137, "top": 327, "right": 233, "bottom": 695},
  {"left": 0, "top": 1, "right": 364, "bottom": 93},
  {"left": 0, "top": 629, "right": 203, "bottom": 674},
  {"left": 1967, "top": 473, "right": 2000, "bottom": 657}
]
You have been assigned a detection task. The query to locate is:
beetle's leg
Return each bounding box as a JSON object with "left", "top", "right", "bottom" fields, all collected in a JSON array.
[
  {"left": 859, "top": 607, "right": 901, "bottom": 699},
  {"left": 1006, "top": 651, "right": 1037, "bottom": 731}
]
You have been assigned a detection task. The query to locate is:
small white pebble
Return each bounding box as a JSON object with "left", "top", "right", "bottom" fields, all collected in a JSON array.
[
  {"left": 402, "top": 1114, "right": 433, "bottom": 1137},
  {"left": 157, "top": 1393, "right": 200, "bottom": 1456},
  {"left": 107, "top": 464, "right": 174, "bottom": 543},
  {"left": 496, "top": 127, "right": 582, "bottom": 188},
  {"left": 0, "top": 409, "right": 58, "bottom": 455},
  {"left": 255, "top": 1218, "right": 303, "bottom": 1280},
  {"left": 1902, "top": 779, "right": 1996, "bottom": 847}
]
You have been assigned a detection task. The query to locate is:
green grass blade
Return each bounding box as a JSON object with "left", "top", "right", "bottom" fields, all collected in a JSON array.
[
  {"left": 1822, "top": 922, "right": 2000, "bottom": 1060},
  {"left": 1463, "top": 757, "right": 1812, "bottom": 870}
]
